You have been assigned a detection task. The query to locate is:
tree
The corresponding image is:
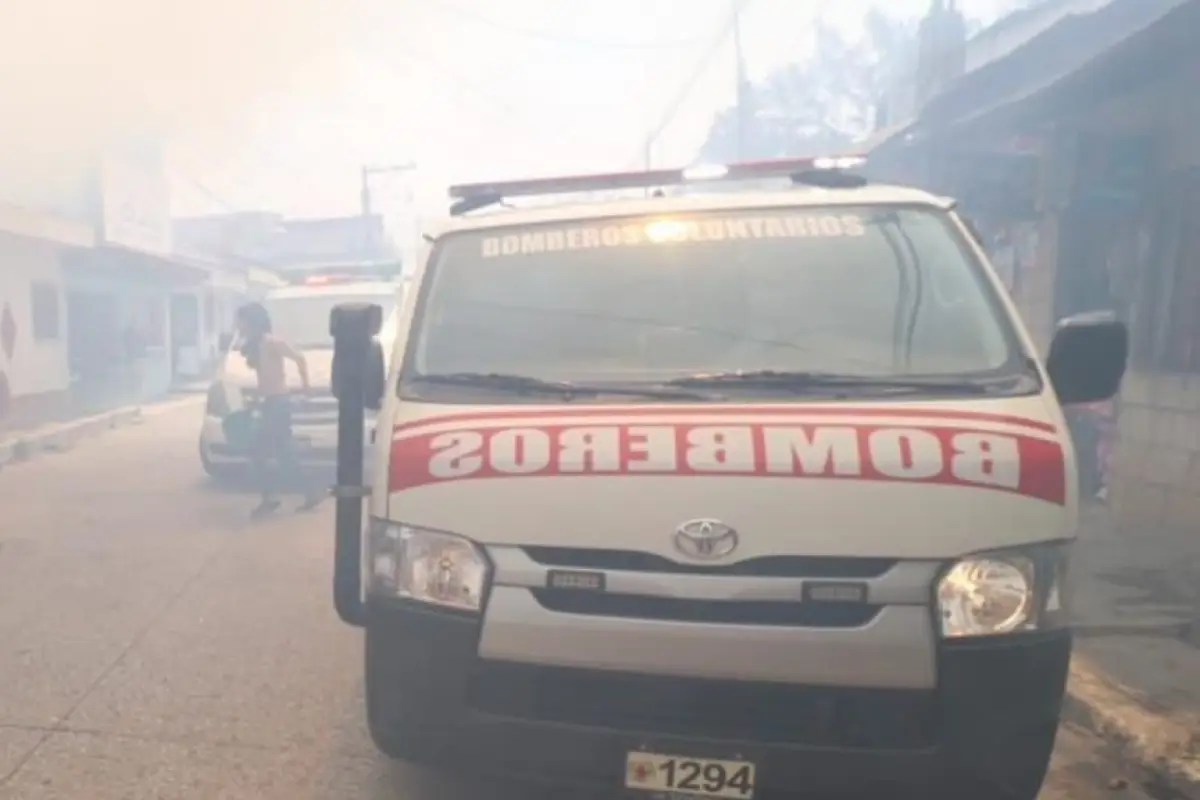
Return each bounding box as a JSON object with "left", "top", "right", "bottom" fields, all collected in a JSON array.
[{"left": 697, "top": 10, "right": 918, "bottom": 163}]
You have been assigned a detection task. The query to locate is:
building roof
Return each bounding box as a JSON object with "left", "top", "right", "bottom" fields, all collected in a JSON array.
[
  {"left": 171, "top": 211, "right": 400, "bottom": 270},
  {"left": 922, "top": 0, "right": 1199, "bottom": 137},
  {"left": 917, "top": 0, "right": 1191, "bottom": 130}
]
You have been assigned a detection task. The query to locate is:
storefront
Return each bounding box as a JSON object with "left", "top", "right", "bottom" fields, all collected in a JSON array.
[
  {"left": 60, "top": 246, "right": 209, "bottom": 408},
  {"left": 55, "top": 143, "right": 213, "bottom": 406}
]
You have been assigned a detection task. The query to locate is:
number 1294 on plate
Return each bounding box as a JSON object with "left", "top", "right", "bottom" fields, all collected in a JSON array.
[{"left": 625, "top": 752, "right": 756, "bottom": 799}]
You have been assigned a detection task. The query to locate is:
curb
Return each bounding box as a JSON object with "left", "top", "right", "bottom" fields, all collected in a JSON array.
[
  {"left": 0, "top": 395, "right": 203, "bottom": 469},
  {"left": 138, "top": 394, "right": 206, "bottom": 417},
  {"left": 1064, "top": 655, "right": 1200, "bottom": 798}
]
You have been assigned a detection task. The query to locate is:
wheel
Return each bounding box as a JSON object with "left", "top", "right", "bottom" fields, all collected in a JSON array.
[
  {"left": 365, "top": 681, "right": 445, "bottom": 764},
  {"left": 364, "top": 627, "right": 452, "bottom": 765},
  {"left": 936, "top": 722, "right": 1058, "bottom": 800}
]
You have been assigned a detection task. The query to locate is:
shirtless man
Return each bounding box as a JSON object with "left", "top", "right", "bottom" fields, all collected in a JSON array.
[{"left": 235, "top": 302, "right": 323, "bottom": 518}]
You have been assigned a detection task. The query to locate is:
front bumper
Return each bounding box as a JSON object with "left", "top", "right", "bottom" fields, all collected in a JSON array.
[{"left": 364, "top": 599, "right": 1070, "bottom": 796}]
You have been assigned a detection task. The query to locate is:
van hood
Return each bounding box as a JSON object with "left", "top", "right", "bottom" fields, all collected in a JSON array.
[{"left": 379, "top": 398, "right": 1076, "bottom": 560}]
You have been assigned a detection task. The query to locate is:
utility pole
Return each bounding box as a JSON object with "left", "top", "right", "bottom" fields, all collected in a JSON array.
[
  {"left": 360, "top": 162, "right": 416, "bottom": 260},
  {"left": 733, "top": 5, "right": 749, "bottom": 160},
  {"left": 638, "top": 0, "right": 752, "bottom": 169}
]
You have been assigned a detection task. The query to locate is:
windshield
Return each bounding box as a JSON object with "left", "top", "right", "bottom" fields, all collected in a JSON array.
[
  {"left": 264, "top": 291, "right": 398, "bottom": 349},
  {"left": 401, "top": 207, "right": 1025, "bottom": 398}
]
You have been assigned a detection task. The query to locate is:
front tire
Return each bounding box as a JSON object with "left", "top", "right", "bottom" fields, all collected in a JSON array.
[
  {"left": 360, "top": 623, "right": 453, "bottom": 767},
  {"left": 365, "top": 664, "right": 444, "bottom": 764},
  {"left": 938, "top": 721, "right": 1058, "bottom": 800}
]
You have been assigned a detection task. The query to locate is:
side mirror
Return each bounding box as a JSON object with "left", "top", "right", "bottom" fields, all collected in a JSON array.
[
  {"left": 218, "top": 332, "right": 233, "bottom": 351},
  {"left": 331, "top": 344, "right": 385, "bottom": 409},
  {"left": 1045, "top": 311, "right": 1128, "bottom": 405},
  {"left": 331, "top": 303, "right": 384, "bottom": 407},
  {"left": 328, "top": 301, "right": 384, "bottom": 629},
  {"left": 364, "top": 341, "right": 386, "bottom": 411}
]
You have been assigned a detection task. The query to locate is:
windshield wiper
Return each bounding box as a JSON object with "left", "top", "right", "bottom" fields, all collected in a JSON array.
[
  {"left": 412, "top": 372, "right": 716, "bottom": 401},
  {"left": 665, "top": 370, "right": 999, "bottom": 395}
]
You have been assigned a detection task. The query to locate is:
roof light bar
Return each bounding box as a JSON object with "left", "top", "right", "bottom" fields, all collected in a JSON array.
[{"left": 447, "top": 155, "right": 865, "bottom": 202}]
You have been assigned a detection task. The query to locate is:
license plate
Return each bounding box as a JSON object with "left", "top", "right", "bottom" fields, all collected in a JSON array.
[{"left": 625, "top": 751, "right": 756, "bottom": 799}]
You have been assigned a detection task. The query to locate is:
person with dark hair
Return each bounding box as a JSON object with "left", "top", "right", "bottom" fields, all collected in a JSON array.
[{"left": 235, "top": 302, "right": 322, "bottom": 518}]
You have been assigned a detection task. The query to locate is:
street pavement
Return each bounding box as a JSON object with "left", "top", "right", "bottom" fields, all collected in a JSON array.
[{"left": 0, "top": 403, "right": 1170, "bottom": 799}]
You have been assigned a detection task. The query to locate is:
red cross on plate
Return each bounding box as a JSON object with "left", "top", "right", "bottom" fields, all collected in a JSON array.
[{"left": 628, "top": 760, "right": 655, "bottom": 784}]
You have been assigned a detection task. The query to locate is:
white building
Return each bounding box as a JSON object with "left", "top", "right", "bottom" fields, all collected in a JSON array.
[
  {"left": 0, "top": 202, "right": 94, "bottom": 431},
  {"left": 0, "top": 142, "right": 267, "bottom": 433}
]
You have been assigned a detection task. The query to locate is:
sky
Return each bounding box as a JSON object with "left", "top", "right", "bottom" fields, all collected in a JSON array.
[{"left": 0, "top": 0, "right": 1020, "bottom": 252}]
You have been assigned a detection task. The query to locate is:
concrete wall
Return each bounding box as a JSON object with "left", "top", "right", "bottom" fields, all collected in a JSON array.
[
  {"left": 1007, "top": 215, "right": 1059, "bottom": 355},
  {"left": 1071, "top": 60, "right": 1200, "bottom": 538},
  {"left": 0, "top": 232, "right": 72, "bottom": 428},
  {"left": 1110, "top": 371, "right": 1200, "bottom": 532}
]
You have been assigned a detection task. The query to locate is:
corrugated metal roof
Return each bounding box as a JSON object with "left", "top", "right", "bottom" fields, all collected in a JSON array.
[
  {"left": 920, "top": 0, "right": 1191, "bottom": 128},
  {"left": 856, "top": 118, "right": 917, "bottom": 156},
  {"left": 961, "top": 0, "right": 1111, "bottom": 75},
  {"left": 171, "top": 211, "right": 401, "bottom": 270},
  {"left": 921, "top": 0, "right": 1198, "bottom": 136}
]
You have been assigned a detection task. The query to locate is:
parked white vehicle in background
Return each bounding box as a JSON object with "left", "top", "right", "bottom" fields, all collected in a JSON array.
[{"left": 199, "top": 269, "right": 405, "bottom": 484}]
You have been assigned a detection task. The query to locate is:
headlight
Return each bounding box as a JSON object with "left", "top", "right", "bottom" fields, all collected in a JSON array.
[
  {"left": 936, "top": 547, "right": 1067, "bottom": 638},
  {"left": 368, "top": 520, "right": 490, "bottom": 612}
]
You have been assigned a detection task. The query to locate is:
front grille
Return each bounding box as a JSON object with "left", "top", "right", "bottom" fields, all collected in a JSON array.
[
  {"left": 531, "top": 588, "right": 880, "bottom": 627},
  {"left": 468, "top": 662, "right": 936, "bottom": 749},
  {"left": 522, "top": 547, "right": 894, "bottom": 578}
]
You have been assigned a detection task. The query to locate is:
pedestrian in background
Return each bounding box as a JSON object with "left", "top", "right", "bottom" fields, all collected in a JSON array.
[{"left": 235, "top": 302, "right": 323, "bottom": 518}]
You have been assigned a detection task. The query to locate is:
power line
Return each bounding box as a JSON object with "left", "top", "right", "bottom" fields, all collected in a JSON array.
[
  {"left": 180, "top": 175, "right": 239, "bottom": 212},
  {"left": 422, "top": 0, "right": 714, "bottom": 49},
  {"left": 169, "top": 151, "right": 242, "bottom": 213},
  {"left": 170, "top": 141, "right": 262, "bottom": 213},
  {"left": 635, "top": 0, "right": 851, "bottom": 168},
  {"left": 386, "top": 46, "right": 621, "bottom": 157},
  {"left": 173, "top": 137, "right": 335, "bottom": 217},
  {"left": 635, "top": 0, "right": 753, "bottom": 168}
]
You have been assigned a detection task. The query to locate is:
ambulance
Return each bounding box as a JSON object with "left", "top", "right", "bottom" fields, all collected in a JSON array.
[{"left": 325, "top": 158, "right": 1127, "bottom": 800}]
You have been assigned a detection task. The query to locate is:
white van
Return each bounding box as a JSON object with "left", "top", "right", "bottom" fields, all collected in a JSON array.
[
  {"left": 326, "top": 159, "right": 1127, "bottom": 800},
  {"left": 199, "top": 271, "right": 404, "bottom": 483}
]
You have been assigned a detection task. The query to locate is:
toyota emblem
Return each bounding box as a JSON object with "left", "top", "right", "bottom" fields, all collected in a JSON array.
[{"left": 673, "top": 518, "right": 739, "bottom": 560}]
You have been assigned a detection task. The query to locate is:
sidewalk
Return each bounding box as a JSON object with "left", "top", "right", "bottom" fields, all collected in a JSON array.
[
  {"left": 0, "top": 388, "right": 204, "bottom": 469},
  {"left": 1068, "top": 503, "right": 1200, "bottom": 796}
]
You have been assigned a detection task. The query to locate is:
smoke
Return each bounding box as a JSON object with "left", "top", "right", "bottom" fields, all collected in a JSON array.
[{"left": 0, "top": 0, "right": 388, "bottom": 206}]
